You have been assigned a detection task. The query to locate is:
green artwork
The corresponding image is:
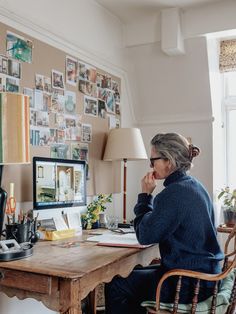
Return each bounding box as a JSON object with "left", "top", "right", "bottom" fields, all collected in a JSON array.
[{"left": 6, "top": 31, "right": 33, "bottom": 63}]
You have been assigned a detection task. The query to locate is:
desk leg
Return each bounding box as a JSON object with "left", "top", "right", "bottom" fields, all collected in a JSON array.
[
  {"left": 88, "top": 288, "right": 97, "bottom": 314},
  {"left": 59, "top": 278, "right": 82, "bottom": 314}
]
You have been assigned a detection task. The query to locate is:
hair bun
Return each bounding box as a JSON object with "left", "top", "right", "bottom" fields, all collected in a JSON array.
[{"left": 189, "top": 144, "right": 200, "bottom": 161}]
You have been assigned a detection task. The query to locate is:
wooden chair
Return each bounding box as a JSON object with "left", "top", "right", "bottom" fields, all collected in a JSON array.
[{"left": 142, "top": 224, "right": 236, "bottom": 314}]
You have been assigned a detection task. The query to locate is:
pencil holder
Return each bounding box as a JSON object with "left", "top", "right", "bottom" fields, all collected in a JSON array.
[{"left": 2, "top": 223, "right": 33, "bottom": 243}]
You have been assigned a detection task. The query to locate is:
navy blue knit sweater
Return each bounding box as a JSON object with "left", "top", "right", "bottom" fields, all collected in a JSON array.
[{"left": 134, "top": 170, "right": 224, "bottom": 274}]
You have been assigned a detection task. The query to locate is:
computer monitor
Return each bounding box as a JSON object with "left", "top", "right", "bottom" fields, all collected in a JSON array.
[{"left": 33, "top": 156, "right": 86, "bottom": 210}]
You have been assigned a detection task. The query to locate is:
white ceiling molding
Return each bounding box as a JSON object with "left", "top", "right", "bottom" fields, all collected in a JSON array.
[
  {"left": 137, "top": 114, "right": 214, "bottom": 126},
  {"left": 0, "top": 6, "right": 124, "bottom": 76}
]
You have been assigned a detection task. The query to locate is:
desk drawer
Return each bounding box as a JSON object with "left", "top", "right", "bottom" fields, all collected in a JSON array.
[{"left": 0, "top": 269, "right": 52, "bottom": 294}]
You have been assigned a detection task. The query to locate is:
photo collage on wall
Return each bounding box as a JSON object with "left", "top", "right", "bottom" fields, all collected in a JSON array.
[
  {"left": 0, "top": 30, "right": 121, "bottom": 168},
  {"left": 78, "top": 62, "right": 121, "bottom": 129}
]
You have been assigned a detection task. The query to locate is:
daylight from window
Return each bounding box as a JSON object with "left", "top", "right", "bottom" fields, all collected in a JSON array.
[{"left": 223, "top": 72, "right": 236, "bottom": 188}]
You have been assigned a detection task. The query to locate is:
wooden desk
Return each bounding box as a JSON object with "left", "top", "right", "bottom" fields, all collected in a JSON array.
[{"left": 0, "top": 232, "right": 159, "bottom": 314}]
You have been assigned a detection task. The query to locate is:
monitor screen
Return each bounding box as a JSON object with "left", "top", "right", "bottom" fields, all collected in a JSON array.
[{"left": 33, "top": 157, "right": 87, "bottom": 210}]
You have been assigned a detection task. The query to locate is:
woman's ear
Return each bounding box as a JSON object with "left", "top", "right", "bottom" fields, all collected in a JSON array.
[{"left": 167, "top": 160, "right": 175, "bottom": 172}]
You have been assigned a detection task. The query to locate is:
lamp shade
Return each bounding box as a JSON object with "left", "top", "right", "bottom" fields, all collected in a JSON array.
[
  {"left": 0, "top": 92, "right": 30, "bottom": 164},
  {"left": 103, "top": 128, "right": 147, "bottom": 161}
]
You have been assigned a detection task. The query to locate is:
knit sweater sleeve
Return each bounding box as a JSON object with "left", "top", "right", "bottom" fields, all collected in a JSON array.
[{"left": 134, "top": 186, "right": 185, "bottom": 245}]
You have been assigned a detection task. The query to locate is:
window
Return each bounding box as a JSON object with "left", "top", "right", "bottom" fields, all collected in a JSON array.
[{"left": 223, "top": 72, "right": 236, "bottom": 188}]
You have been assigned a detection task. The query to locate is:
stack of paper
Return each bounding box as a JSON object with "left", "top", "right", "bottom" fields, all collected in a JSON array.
[{"left": 87, "top": 233, "right": 152, "bottom": 248}]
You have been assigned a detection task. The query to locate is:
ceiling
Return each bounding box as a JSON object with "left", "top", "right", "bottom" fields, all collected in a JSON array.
[{"left": 95, "top": 0, "right": 224, "bottom": 23}]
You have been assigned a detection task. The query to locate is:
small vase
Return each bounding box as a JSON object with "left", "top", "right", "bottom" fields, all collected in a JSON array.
[
  {"left": 223, "top": 209, "right": 236, "bottom": 227},
  {"left": 99, "top": 213, "right": 107, "bottom": 228}
]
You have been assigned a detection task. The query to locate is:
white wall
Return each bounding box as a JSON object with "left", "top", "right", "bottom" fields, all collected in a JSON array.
[
  {"left": 126, "top": 37, "right": 213, "bottom": 124},
  {"left": 124, "top": 36, "right": 214, "bottom": 200}
]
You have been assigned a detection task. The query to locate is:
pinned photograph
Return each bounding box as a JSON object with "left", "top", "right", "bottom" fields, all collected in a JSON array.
[
  {"left": 52, "top": 94, "right": 65, "bottom": 113},
  {"left": 65, "top": 117, "right": 76, "bottom": 128},
  {"left": 66, "top": 56, "right": 78, "bottom": 86},
  {"left": 79, "top": 80, "right": 97, "bottom": 98},
  {"left": 115, "top": 103, "right": 120, "bottom": 115},
  {"left": 116, "top": 118, "right": 120, "bottom": 128},
  {"left": 111, "top": 80, "right": 119, "bottom": 93},
  {"left": 48, "top": 129, "right": 58, "bottom": 144},
  {"left": 82, "top": 123, "right": 92, "bottom": 143},
  {"left": 30, "top": 110, "right": 37, "bottom": 126},
  {"left": 52, "top": 69, "right": 65, "bottom": 90},
  {"left": 36, "top": 111, "right": 49, "bottom": 127},
  {"left": 0, "top": 75, "right": 6, "bottom": 92},
  {"left": 30, "top": 129, "right": 40, "bottom": 146},
  {"left": 108, "top": 114, "right": 116, "bottom": 130},
  {"left": 96, "top": 72, "right": 104, "bottom": 88},
  {"left": 57, "top": 129, "right": 66, "bottom": 143},
  {"left": 65, "top": 91, "right": 76, "bottom": 115},
  {"left": 35, "top": 74, "right": 44, "bottom": 91},
  {"left": 23, "top": 87, "right": 34, "bottom": 108},
  {"left": 71, "top": 142, "right": 89, "bottom": 162},
  {"left": 39, "top": 129, "right": 50, "bottom": 146},
  {"left": 44, "top": 76, "right": 52, "bottom": 94},
  {"left": 50, "top": 144, "right": 69, "bottom": 159},
  {"left": 55, "top": 113, "right": 66, "bottom": 129},
  {"left": 34, "top": 90, "right": 46, "bottom": 111},
  {"left": 6, "top": 76, "right": 19, "bottom": 93},
  {"left": 105, "top": 90, "right": 115, "bottom": 113},
  {"left": 97, "top": 87, "right": 107, "bottom": 101},
  {"left": 43, "top": 93, "right": 52, "bottom": 112},
  {"left": 84, "top": 96, "right": 98, "bottom": 117},
  {"left": 103, "top": 75, "right": 112, "bottom": 89},
  {"left": 98, "top": 100, "right": 106, "bottom": 118},
  {"left": 65, "top": 126, "right": 81, "bottom": 141},
  {"left": 78, "top": 62, "right": 96, "bottom": 83},
  {"left": 8, "top": 59, "right": 21, "bottom": 79},
  {"left": 0, "top": 55, "right": 8, "bottom": 74},
  {"left": 112, "top": 80, "right": 120, "bottom": 103},
  {"left": 6, "top": 31, "right": 33, "bottom": 63}
]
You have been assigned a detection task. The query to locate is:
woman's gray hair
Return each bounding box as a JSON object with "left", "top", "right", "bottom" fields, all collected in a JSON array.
[{"left": 150, "top": 133, "right": 200, "bottom": 171}]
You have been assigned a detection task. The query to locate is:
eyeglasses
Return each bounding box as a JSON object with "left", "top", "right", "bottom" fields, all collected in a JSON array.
[{"left": 149, "top": 157, "right": 165, "bottom": 167}]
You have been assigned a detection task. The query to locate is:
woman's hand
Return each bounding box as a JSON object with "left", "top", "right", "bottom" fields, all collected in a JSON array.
[{"left": 141, "top": 171, "right": 157, "bottom": 194}]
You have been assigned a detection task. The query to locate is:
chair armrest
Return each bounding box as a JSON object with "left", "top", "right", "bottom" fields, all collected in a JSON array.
[{"left": 155, "top": 268, "right": 231, "bottom": 311}]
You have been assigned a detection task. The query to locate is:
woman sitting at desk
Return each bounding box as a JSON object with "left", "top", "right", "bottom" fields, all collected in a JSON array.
[{"left": 105, "top": 132, "right": 224, "bottom": 314}]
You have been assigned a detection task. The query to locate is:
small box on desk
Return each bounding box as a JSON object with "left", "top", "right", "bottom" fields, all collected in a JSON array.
[{"left": 38, "top": 228, "right": 76, "bottom": 241}]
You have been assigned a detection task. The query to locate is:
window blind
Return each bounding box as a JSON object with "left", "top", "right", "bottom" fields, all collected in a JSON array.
[{"left": 220, "top": 39, "right": 236, "bottom": 73}]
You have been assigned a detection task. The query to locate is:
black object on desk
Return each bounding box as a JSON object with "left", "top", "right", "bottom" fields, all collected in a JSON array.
[
  {"left": 0, "top": 239, "right": 33, "bottom": 261},
  {"left": 118, "top": 223, "right": 131, "bottom": 228}
]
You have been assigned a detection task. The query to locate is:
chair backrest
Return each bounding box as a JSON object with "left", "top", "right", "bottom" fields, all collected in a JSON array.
[{"left": 154, "top": 224, "right": 236, "bottom": 314}]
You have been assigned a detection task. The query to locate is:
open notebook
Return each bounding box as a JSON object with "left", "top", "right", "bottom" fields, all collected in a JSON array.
[{"left": 86, "top": 232, "right": 152, "bottom": 248}]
